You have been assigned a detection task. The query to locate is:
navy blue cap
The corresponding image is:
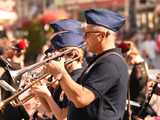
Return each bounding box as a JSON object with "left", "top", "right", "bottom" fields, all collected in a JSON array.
[
  {"left": 44, "top": 31, "right": 84, "bottom": 54},
  {"left": 50, "top": 19, "right": 83, "bottom": 35},
  {"left": 51, "top": 31, "right": 84, "bottom": 49},
  {"left": 84, "top": 9, "right": 125, "bottom": 32}
]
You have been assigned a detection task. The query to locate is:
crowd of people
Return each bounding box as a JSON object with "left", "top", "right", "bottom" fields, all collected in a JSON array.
[{"left": 0, "top": 8, "right": 160, "bottom": 120}]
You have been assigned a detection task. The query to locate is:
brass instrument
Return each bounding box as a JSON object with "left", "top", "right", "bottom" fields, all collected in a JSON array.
[
  {"left": 0, "top": 73, "right": 49, "bottom": 111},
  {"left": 0, "top": 47, "right": 80, "bottom": 110},
  {"left": 5, "top": 30, "right": 68, "bottom": 84},
  {"left": 7, "top": 48, "right": 74, "bottom": 82}
]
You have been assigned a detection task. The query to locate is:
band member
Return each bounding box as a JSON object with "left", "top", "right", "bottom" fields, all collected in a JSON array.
[
  {"left": 120, "top": 41, "right": 159, "bottom": 120},
  {"left": 35, "top": 9, "right": 128, "bottom": 120},
  {"left": 12, "top": 38, "right": 28, "bottom": 68},
  {"left": 31, "top": 31, "right": 85, "bottom": 120},
  {"left": 29, "top": 19, "right": 85, "bottom": 120},
  {"left": 0, "top": 40, "right": 29, "bottom": 120}
]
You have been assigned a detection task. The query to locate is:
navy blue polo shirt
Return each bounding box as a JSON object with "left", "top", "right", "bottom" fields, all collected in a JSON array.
[
  {"left": 68, "top": 48, "right": 129, "bottom": 120},
  {"left": 52, "top": 68, "right": 84, "bottom": 120},
  {"left": 53, "top": 68, "right": 84, "bottom": 108}
]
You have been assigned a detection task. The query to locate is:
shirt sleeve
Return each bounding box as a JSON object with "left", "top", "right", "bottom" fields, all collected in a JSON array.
[{"left": 83, "top": 58, "right": 120, "bottom": 98}]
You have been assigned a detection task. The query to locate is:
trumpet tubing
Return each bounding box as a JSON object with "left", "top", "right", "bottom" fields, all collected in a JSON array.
[
  {"left": 8, "top": 48, "right": 75, "bottom": 82},
  {"left": 21, "top": 81, "right": 56, "bottom": 104},
  {"left": 0, "top": 49, "right": 80, "bottom": 110},
  {"left": 21, "top": 94, "right": 33, "bottom": 104},
  {"left": 0, "top": 73, "right": 49, "bottom": 111}
]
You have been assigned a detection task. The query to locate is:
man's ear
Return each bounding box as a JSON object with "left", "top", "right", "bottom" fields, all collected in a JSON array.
[
  {"left": 100, "top": 31, "right": 110, "bottom": 39},
  {"left": 97, "top": 32, "right": 108, "bottom": 42},
  {"left": 106, "top": 31, "right": 110, "bottom": 37}
]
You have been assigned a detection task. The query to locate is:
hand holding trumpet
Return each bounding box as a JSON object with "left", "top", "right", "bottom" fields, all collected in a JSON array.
[{"left": 43, "top": 57, "right": 68, "bottom": 81}]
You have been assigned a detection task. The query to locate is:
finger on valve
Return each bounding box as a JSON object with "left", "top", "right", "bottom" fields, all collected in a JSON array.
[
  {"left": 46, "top": 59, "right": 65, "bottom": 74},
  {"left": 30, "top": 85, "right": 51, "bottom": 98}
]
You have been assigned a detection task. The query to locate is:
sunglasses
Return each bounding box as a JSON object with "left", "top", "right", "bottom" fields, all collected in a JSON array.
[{"left": 84, "top": 31, "right": 110, "bottom": 38}]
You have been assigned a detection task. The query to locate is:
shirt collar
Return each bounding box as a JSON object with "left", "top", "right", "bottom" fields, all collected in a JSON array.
[{"left": 90, "top": 48, "right": 122, "bottom": 64}]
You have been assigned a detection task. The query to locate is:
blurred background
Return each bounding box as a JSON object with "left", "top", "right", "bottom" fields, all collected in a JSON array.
[{"left": 0, "top": 0, "right": 160, "bottom": 68}]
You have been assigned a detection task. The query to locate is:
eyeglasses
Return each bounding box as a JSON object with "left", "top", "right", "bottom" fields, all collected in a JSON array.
[{"left": 84, "top": 31, "right": 109, "bottom": 38}]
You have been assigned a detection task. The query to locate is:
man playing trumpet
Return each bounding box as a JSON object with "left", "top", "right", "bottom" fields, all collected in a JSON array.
[
  {"left": 30, "top": 19, "right": 85, "bottom": 120},
  {"left": 32, "top": 8, "right": 129, "bottom": 120}
]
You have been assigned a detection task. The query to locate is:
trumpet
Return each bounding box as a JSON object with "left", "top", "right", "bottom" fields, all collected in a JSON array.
[
  {"left": 7, "top": 47, "right": 77, "bottom": 82},
  {"left": 0, "top": 72, "right": 49, "bottom": 111},
  {"left": 0, "top": 47, "right": 80, "bottom": 110},
  {"left": 5, "top": 31, "right": 69, "bottom": 84}
]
